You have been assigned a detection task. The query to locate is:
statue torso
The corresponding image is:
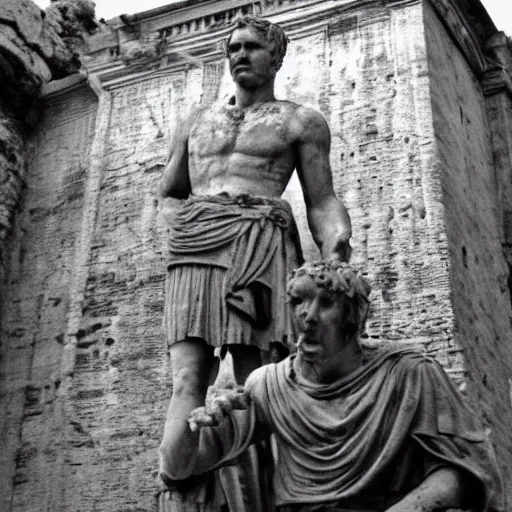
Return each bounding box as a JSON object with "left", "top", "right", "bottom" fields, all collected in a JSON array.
[{"left": 188, "top": 100, "right": 299, "bottom": 197}]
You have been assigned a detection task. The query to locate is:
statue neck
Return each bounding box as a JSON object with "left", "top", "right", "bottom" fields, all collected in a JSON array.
[{"left": 232, "top": 80, "right": 276, "bottom": 108}]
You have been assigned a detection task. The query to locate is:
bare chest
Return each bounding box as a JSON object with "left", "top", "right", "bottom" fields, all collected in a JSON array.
[{"left": 189, "top": 103, "right": 295, "bottom": 158}]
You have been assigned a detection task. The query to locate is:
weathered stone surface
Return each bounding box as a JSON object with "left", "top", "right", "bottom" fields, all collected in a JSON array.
[
  {"left": 0, "top": 0, "right": 92, "bottom": 91},
  {"left": 0, "top": 101, "right": 26, "bottom": 241},
  {"left": 120, "top": 37, "right": 162, "bottom": 65},
  {"left": 424, "top": 2, "right": 512, "bottom": 494},
  {"left": 400, "top": 6, "right": 512, "bottom": 499},
  {"left": 282, "top": 7, "right": 455, "bottom": 361},
  {"left": 0, "top": 0, "right": 100, "bottom": 286},
  {"left": 0, "top": 25, "right": 52, "bottom": 93},
  {"left": 0, "top": 0, "right": 46, "bottom": 49},
  {"left": 0, "top": 81, "right": 99, "bottom": 511},
  {"left": 44, "top": 0, "right": 99, "bottom": 77}
]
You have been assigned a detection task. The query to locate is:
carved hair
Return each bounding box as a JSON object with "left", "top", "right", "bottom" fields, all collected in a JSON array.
[
  {"left": 287, "top": 261, "right": 371, "bottom": 337},
  {"left": 225, "top": 16, "right": 288, "bottom": 71}
]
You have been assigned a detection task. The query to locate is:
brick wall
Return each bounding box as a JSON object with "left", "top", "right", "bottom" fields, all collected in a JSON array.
[
  {"left": 283, "top": 5, "right": 456, "bottom": 360},
  {"left": 0, "top": 83, "right": 98, "bottom": 511}
]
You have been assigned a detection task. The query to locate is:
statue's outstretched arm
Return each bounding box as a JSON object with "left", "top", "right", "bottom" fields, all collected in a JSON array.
[{"left": 188, "top": 385, "right": 251, "bottom": 431}]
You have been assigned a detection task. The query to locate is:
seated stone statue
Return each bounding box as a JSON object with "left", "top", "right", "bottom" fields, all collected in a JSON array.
[{"left": 160, "top": 261, "right": 504, "bottom": 512}]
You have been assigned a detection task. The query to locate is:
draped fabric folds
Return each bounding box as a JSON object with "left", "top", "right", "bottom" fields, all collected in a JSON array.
[
  {"left": 190, "top": 346, "right": 504, "bottom": 511},
  {"left": 164, "top": 194, "right": 303, "bottom": 350}
]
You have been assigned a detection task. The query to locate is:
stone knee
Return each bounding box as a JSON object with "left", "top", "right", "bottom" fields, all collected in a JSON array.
[{"left": 169, "top": 338, "right": 214, "bottom": 394}]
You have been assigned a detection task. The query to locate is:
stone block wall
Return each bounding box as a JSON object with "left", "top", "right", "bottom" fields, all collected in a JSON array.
[
  {"left": 1, "top": 0, "right": 512, "bottom": 510},
  {"left": 424, "top": 2, "right": 512, "bottom": 492},
  {"left": 0, "top": 0, "right": 97, "bottom": 263},
  {"left": 0, "top": 79, "right": 99, "bottom": 511},
  {"left": 0, "top": 1, "right": 101, "bottom": 507}
]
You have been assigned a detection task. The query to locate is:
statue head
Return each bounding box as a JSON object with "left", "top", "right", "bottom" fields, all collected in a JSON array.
[
  {"left": 287, "top": 261, "right": 371, "bottom": 361},
  {"left": 225, "top": 16, "right": 288, "bottom": 86}
]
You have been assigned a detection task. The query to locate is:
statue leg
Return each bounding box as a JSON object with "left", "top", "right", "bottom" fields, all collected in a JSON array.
[
  {"left": 168, "top": 337, "right": 215, "bottom": 409},
  {"left": 213, "top": 344, "right": 287, "bottom": 512},
  {"left": 161, "top": 337, "right": 215, "bottom": 477},
  {"left": 220, "top": 342, "right": 290, "bottom": 386}
]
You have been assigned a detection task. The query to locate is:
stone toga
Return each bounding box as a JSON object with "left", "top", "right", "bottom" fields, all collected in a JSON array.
[
  {"left": 164, "top": 193, "right": 303, "bottom": 351},
  {"left": 161, "top": 345, "right": 504, "bottom": 512}
]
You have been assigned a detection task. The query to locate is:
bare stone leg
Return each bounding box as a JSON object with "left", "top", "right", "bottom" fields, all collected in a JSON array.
[
  {"left": 161, "top": 338, "right": 215, "bottom": 478},
  {"left": 162, "top": 342, "right": 288, "bottom": 509}
]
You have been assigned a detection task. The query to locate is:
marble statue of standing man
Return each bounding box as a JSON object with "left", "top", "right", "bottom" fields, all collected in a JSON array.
[
  {"left": 158, "top": 16, "right": 351, "bottom": 388},
  {"left": 158, "top": 17, "right": 351, "bottom": 508}
]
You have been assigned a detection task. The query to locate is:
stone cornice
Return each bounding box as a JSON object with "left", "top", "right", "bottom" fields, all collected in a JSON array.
[
  {"left": 483, "top": 31, "right": 512, "bottom": 99},
  {"left": 426, "top": 0, "right": 495, "bottom": 77},
  {"left": 41, "top": 73, "right": 88, "bottom": 101},
  {"left": 85, "top": 0, "right": 422, "bottom": 90},
  {"left": 482, "top": 66, "right": 512, "bottom": 98},
  {"left": 83, "top": 0, "right": 499, "bottom": 90}
]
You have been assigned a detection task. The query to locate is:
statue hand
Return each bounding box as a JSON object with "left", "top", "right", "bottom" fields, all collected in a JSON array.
[
  {"left": 329, "top": 235, "right": 352, "bottom": 263},
  {"left": 188, "top": 386, "right": 251, "bottom": 432}
]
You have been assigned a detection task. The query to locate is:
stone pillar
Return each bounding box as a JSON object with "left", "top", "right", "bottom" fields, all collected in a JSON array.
[{"left": 484, "top": 33, "right": 512, "bottom": 268}]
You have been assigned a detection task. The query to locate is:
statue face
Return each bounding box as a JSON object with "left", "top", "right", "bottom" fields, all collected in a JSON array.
[
  {"left": 289, "top": 275, "right": 347, "bottom": 364},
  {"left": 227, "top": 27, "right": 275, "bottom": 88}
]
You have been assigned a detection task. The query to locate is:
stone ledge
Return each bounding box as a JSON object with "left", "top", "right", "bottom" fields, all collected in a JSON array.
[
  {"left": 482, "top": 67, "right": 512, "bottom": 98},
  {"left": 87, "top": 0, "right": 413, "bottom": 87},
  {"left": 84, "top": 0, "right": 500, "bottom": 89},
  {"left": 41, "top": 73, "right": 88, "bottom": 100}
]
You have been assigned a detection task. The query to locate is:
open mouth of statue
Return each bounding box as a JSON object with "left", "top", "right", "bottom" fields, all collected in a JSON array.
[{"left": 297, "top": 333, "right": 320, "bottom": 353}]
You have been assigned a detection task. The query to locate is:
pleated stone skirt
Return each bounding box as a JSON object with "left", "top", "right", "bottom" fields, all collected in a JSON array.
[
  {"left": 163, "top": 262, "right": 296, "bottom": 351},
  {"left": 163, "top": 194, "right": 303, "bottom": 352},
  {"left": 164, "top": 264, "right": 234, "bottom": 347}
]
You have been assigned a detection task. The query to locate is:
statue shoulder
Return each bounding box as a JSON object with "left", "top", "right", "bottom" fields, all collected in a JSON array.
[
  {"left": 384, "top": 345, "right": 453, "bottom": 386},
  {"left": 360, "top": 343, "right": 437, "bottom": 381},
  {"left": 288, "top": 104, "right": 330, "bottom": 143},
  {"left": 185, "top": 106, "right": 208, "bottom": 130},
  {"left": 187, "top": 101, "right": 235, "bottom": 133},
  {"left": 172, "top": 106, "right": 208, "bottom": 145}
]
